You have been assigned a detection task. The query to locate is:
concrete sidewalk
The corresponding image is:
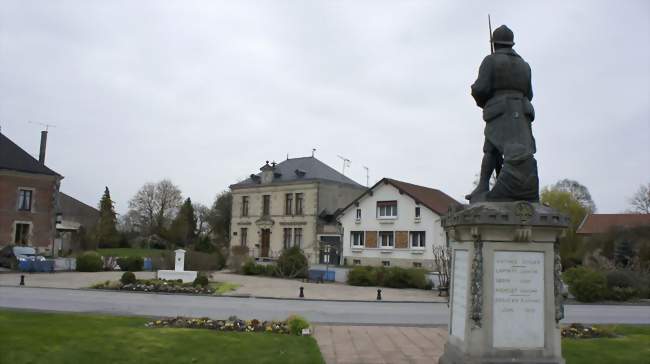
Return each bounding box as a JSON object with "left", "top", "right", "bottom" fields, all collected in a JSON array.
[
  {"left": 314, "top": 325, "right": 447, "bottom": 364},
  {"left": 0, "top": 271, "right": 446, "bottom": 303}
]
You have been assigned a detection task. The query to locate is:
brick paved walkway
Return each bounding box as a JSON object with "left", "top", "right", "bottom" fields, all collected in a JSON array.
[{"left": 314, "top": 325, "right": 447, "bottom": 364}]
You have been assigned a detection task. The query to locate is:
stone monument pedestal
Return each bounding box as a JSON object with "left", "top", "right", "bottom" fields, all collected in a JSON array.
[
  {"left": 157, "top": 249, "right": 197, "bottom": 283},
  {"left": 439, "top": 201, "right": 568, "bottom": 364}
]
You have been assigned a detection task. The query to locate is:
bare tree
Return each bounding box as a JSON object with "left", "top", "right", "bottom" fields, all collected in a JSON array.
[
  {"left": 193, "top": 202, "right": 211, "bottom": 237},
  {"left": 128, "top": 179, "right": 182, "bottom": 235},
  {"left": 432, "top": 245, "right": 451, "bottom": 291},
  {"left": 628, "top": 183, "right": 650, "bottom": 214}
]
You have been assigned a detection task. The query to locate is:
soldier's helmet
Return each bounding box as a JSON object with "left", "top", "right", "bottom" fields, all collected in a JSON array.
[{"left": 492, "top": 25, "right": 515, "bottom": 46}]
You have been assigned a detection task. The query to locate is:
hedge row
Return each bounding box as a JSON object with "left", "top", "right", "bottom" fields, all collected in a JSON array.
[
  {"left": 347, "top": 266, "right": 432, "bottom": 290},
  {"left": 563, "top": 266, "right": 650, "bottom": 302}
]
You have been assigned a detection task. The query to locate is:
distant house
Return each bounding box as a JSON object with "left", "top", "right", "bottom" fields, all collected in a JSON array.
[
  {"left": 230, "top": 157, "right": 367, "bottom": 264},
  {"left": 577, "top": 214, "right": 650, "bottom": 237},
  {"left": 337, "top": 178, "right": 459, "bottom": 270},
  {"left": 0, "top": 131, "right": 62, "bottom": 254},
  {"left": 55, "top": 192, "right": 100, "bottom": 254}
]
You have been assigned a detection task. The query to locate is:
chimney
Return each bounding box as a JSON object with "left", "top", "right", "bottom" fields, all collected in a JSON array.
[{"left": 39, "top": 130, "right": 48, "bottom": 164}]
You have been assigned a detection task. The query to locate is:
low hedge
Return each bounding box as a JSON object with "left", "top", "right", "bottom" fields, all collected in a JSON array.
[
  {"left": 563, "top": 267, "right": 607, "bottom": 302},
  {"left": 117, "top": 256, "right": 143, "bottom": 271},
  {"left": 347, "top": 266, "right": 432, "bottom": 290},
  {"left": 76, "top": 251, "right": 103, "bottom": 272}
]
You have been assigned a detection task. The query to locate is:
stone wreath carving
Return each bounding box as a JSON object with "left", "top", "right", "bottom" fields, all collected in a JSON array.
[
  {"left": 470, "top": 238, "right": 484, "bottom": 327},
  {"left": 554, "top": 239, "right": 565, "bottom": 323}
]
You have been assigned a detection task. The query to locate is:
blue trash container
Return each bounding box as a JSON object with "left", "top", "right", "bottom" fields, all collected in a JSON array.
[
  {"left": 18, "top": 259, "right": 32, "bottom": 272},
  {"left": 143, "top": 257, "right": 153, "bottom": 271}
]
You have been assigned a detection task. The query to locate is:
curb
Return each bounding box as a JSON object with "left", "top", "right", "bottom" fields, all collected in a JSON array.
[{"left": 0, "top": 285, "right": 446, "bottom": 304}]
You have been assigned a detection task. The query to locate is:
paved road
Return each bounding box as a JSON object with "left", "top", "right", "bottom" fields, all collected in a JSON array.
[{"left": 1, "top": 286, "right": 648, "bottom": 325}]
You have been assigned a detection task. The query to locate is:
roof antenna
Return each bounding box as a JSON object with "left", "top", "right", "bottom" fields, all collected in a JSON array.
[
  {"left": 363, "top": 166, "right": 369, "bottom": 187},
  {"left": 312, "top": 148, "right": 316, "bottom": 157},
  {"left": 337, "top": 155, "right": 351, "bottom": 175},
  {"left": 28, "top": 120, "right": 57, "bottom": 131}
]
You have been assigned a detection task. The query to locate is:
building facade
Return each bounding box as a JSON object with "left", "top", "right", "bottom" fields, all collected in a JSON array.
[
  {"left": 230, "top": 157, "right": 366, "bottom": 264},
  {"left": 338, "top": 178, "right": 459, "bottom": 270},
  {"left": 0, "top": 132, "right": 62, "bottom": 254},
  {"left": 55, "top": 192, "right": 100, "bottom": 254}
]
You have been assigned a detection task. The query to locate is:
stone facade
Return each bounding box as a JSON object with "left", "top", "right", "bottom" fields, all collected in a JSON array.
[
  {"left": 0, "top": 170, "right": 61, "bottom": 253},
  {"left": 230, "top": 158, "right": 365, "bottom": 264}
]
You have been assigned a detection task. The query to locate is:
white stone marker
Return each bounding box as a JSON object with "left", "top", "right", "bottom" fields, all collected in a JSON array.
[{"left": 157, "top": 249, "right": 197, "bottom": 283}]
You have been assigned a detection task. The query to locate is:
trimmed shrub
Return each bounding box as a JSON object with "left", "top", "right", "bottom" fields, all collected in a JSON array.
[
  {"left": 563, "top": 267, "right": 606, "bottom": 302},
  {"left": 117, "top": 256, "right": 144, "bottom": 271},
  {"left": 607, "top": 286, "right": 638, "bottom": 301},
  {"left": 193, "top": 273, "right": 209, "bottom": 287},
  {"left": 121, "top": 271, "right": 136, "bottom": 285},
  {"left": 347, "top": 266, "right": 430, "bottom": 289},
  {"left": 276, "top": 246, "right": 308, "bottom": 279},
  {"left": 606, "top": 270, "right": 635, "bottom": 289},
  {"left": 76, "top": 251, "right": 103, "bottom": 272},
  {"left": 347, "top": 266, "right": 377, "bottom": 286},
  {"left": 286, "top": 315, "right": 310, "bottom": 335},
  {"left": 241, "top": 259, "right": 278, "bottom": 277}
]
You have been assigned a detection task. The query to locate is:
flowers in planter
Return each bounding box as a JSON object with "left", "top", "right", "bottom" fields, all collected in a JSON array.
[
  {"left": 561, "top": 323, "right": 617, "bottom": 339},
  {"left": 91, "top": 278, "right": 216, "bottom": 294},
  {"left": 144, "top": 316, "right": 296, "bottom": 334}
]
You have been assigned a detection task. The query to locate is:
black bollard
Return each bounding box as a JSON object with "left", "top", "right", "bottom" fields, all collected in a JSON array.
[
  {"left": 377, "top": 289, "right": 382, "bottom": 301},
  {"left": 299, "top": 286, "right": 304, "bottom": 298},
  {"left": 20, "top": 275, "right": 25, "bottom": 286}
]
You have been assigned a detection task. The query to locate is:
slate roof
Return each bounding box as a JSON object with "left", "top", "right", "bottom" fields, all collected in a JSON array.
[
  {"left": 0, "top": 132, "right": 61, "bottom": 176},
  {"left": 577, "top": 214, "right": 650, "bottom": 235},
  {"left": 339, "top": 177, "right": 460, "bottom": 216},
  {"left": 230, "top": 157, "right": 362, "bottom": 188}
]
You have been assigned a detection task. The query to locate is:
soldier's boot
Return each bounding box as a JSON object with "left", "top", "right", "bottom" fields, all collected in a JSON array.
[{"left": 465, "top": 153, "right": 498, "bottom": 201}]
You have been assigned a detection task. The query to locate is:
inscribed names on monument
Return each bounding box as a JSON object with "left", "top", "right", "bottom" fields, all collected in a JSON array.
[
  {"left": 493, "top": 251, "right": 544, "bottom": 348},
  {"left": 451, "top": 249, "right": 468, "bottom": 340}
]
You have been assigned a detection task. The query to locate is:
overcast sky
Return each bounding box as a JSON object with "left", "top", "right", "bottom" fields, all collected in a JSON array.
[{"left": 1, "top": 1, "right": 648, "bottom": 214}]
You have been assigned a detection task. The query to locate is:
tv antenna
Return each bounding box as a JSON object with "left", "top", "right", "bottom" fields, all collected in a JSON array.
[
  {"left": 337, "top": 155, "right": 351, "bottom": 175},
  {"left": 363, "top": 166, "right": 369, "bottom": 187},
  {"left": 28, "top": 120, "right": 57, "bottom": 131}
]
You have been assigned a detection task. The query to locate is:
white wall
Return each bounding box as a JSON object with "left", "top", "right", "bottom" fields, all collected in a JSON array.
[{"left": 339, "top": 182, "right": 446, "bottom": 266}]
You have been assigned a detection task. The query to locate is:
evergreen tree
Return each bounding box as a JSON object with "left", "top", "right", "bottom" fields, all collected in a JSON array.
[
  {"left": 169, "top": 197, "right": 197, "bottom": 246},
  {"left": 96, "top": 186, "right": 119, "bottom": 248}
]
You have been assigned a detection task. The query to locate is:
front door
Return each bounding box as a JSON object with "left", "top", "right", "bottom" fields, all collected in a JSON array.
[{"left": 261, "top": 229, "right": 270, "bottom": 257}]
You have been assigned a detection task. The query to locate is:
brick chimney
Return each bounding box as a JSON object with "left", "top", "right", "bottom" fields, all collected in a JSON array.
[{"left": 38, "top": 130, "right": 47, "bottom": 164}]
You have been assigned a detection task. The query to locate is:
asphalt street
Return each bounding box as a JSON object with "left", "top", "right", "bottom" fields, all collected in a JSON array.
[{"left": 1, "top": 286, "right": 648, "bottom": 325}]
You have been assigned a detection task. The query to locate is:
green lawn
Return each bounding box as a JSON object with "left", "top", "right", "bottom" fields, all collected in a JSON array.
[
  {"left": 211, "top": 282, "right": 240, "bottom": 295},
  {"left": 0, "top": 310, "right": 324, "bottom": 364},
  {"left": 96, "top": 248, "right": 167, "bottom": 258},
  {"left": 563, "top": 325, "right": 650, "bottom": 364}
]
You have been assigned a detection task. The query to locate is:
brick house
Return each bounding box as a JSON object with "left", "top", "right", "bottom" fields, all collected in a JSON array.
[
  {"left": 230, "top": 157, "right": 366, "bottom": 264},
  {"left": 0, "top": 131, "right": 62, "bottom": 254}
]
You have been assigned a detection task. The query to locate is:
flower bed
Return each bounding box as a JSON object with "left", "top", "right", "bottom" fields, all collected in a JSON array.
[
  {"left": 92, "top": 279, "right": 215, "bottom": 294},
  {"left": 561, "top": 323, "right": 617, "bottom": 339},
  {"left": 145, "top": 316, "right": 291, "bottom": 334}
]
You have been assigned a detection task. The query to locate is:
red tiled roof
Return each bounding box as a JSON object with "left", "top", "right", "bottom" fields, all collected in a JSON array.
[
  {"left": 385, "top": 178, "right": 460, "bottom": 215},
  {"left": 577, "top": 214, "right": 650, "bottom": 235},
  {"left": 339, "top": 177, "right": 460, "bottom": 217}
]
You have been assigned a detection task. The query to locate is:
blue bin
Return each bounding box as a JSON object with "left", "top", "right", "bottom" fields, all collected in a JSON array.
[
  {"left": 308, "top": 269, "right": 335, "bottom": 282},
  {"left": 18, "top": 259, "right": 33, "bottom": 272},
  {"left": 143, "top": 257, "right": 153, "bottom": 271}
]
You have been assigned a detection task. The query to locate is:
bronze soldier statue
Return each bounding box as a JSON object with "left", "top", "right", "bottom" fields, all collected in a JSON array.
[{"left": 466, "top": 25, "right": 539, "bottom": 203}]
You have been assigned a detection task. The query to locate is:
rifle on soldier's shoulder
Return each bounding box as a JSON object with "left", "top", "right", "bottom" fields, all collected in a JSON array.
[{"left": 488, "top": 14, "right": 494, "bottom": 54}]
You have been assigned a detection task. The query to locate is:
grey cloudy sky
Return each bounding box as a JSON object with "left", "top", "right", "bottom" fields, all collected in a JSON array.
[{"left": 1, "top": 1, "right": 648, "bottom": 214}]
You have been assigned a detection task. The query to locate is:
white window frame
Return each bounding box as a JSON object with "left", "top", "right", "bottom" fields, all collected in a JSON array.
[
  {"left": 379, "top": 231, "right": 394, "bottom": 248},
  {"left": 293, "top": 228, "right": 303, "bottom": 248},
  {"left": 377, "top": 201, "right": 398, "bottom": 219},
  {"left": 351, "top": 231, "right": 364, "bottom": 247},
  {"left": 13, "top": 221, "right": 33, "bottom": 246},
  {"left": 355, "top": 208, "right": 362, "bottom": 221},
  {"left": 410, "top": 231, "right": 426, "bottom": 248},
  {"left": 382, "top": 260, "right": 390, "bottom": 267},
  {"left": 17, "top": 187, "right": 35, "bottom": 212}
]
